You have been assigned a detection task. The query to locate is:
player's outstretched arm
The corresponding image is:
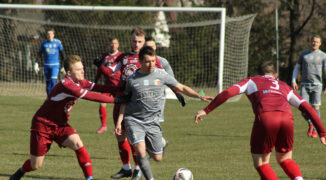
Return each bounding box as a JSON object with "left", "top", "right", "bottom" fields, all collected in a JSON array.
[{"left": 172, "top": 83, "right": 213, "bottom": 102}]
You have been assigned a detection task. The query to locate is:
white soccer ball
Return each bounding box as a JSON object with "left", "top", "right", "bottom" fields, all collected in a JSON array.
[{"left": 173, "top": 168, "right": 193, "bottom": 180}]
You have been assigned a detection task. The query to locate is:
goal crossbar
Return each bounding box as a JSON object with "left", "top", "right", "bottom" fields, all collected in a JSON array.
[{"left": 0, "top": 4, "right": 226, "bottom": 93}]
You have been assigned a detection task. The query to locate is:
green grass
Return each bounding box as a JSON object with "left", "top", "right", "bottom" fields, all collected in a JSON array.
[{"left": 1, "top": 95, "right": 326, "bottom": 180}]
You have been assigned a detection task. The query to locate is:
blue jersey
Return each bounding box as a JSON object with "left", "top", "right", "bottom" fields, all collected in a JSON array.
[{"left": 39, "top": 38, "right": 63, "bottom": 65}]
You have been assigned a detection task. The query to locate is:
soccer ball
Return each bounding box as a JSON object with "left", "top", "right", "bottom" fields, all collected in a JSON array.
[{"left": 173, "top": 168, "right": 193, "bottom": 180}]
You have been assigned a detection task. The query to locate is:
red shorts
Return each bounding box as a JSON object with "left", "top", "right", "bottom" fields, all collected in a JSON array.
[
  {"left": 30, "top": 121, "right": 77, "bottom": 156},
  {"left": 250, "top": 111, "right": 293, "bottom": 154}
]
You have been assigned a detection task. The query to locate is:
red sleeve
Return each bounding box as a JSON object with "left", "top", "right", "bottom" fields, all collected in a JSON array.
[
  {"left": 99, "top": 65, "right": 114, "bottom": 77},
  {"left": 299, "top": 101, "right": 326, "bottom": 137},
  {"left": 204, "top": 86, "right": 240, "bottom": 114},
  {"left": 79, "top": 79, "right": 114, "bottom": 94},
  {"left": 82, "top": 91, "right": 115, "bottom": 103},
  {"left": 63, "top": 79, "right": 113, "bottom": 104}
]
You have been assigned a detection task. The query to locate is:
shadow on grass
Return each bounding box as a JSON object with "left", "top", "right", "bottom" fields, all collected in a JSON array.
[
  {"left": 185, "top": 133, "right": 248, "bottom": 138},
  {"left": 10, "top": 152, "right": 107, "bottom": 160},
  {"left": 0, "top": 174, "right": 80, "bottom": 179}
]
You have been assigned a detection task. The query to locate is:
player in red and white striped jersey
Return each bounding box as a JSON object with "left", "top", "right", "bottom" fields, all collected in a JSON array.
[
  {"left": 195, "top": 61, "right": 326, "bottom": 180},
  {"left": 10, "top": 55, "right": 126, "bottom": 180},
  {"left": 94, "top": 37, "right": 122, "bottom": 134}
]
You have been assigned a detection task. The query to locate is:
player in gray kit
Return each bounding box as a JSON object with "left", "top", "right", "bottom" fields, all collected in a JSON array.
[
  {"left": 114, "top": 46, "right": 213, "bottom": 180},
  {"left": 145, "top": 36, "right": 181, "bottom": 151},
  {"left": 292, "top": 34, "right": 326, "bottom": 138}
]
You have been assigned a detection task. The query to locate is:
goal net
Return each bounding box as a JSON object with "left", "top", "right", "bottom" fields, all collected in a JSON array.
[{"left": 0, "top": 5, "right": 255, "bottom": 98}]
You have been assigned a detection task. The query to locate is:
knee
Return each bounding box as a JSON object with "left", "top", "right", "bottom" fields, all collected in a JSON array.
[
  {"left": 31, "top": 161, "right": 42, "bottom": 170},
  {"left": 152, "top": 155, "right": 163, "bottom": 162}
]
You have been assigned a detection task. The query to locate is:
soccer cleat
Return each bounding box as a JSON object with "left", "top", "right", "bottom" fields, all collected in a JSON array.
[
  {"left": 312, "top": 131, "right": 318, "bottom": 138},
  {"left": 9, "top": 168, "right": 24, "bottom": 180},
  {"left": 96, "top": 126, "right": 107, "bottom": 134},
  {"left": 307, "top": 125, "right": 314, "bottom": 137},
  {"left": 131, "top": 169, "right": 142, "bottom": 180},
  {"left": 110, "top": 168, "right": 132, "bottom": 179},
  {"left": 85, "top": 176, "right": 93, "bottom": 180}
]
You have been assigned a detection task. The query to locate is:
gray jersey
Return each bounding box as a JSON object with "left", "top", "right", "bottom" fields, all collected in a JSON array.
[
  {"left": 124, "top": 68, "right": 178, "bottom": 124},
  {"left": 297, "top": 49, "right": 326, "bottom": 84},
  {"left": 157, "top": 55, "right": 174, "bottom": 77}
]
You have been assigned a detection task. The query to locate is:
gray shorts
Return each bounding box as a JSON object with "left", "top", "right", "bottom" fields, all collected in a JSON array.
[
  {"left": 300, "top": 84, "right": 322, "bottom": 106},
  {"left": 124, "top": 120, "right": 163, "bottom": 154}
]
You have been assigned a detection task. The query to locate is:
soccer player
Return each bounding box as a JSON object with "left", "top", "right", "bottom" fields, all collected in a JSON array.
[
  {"left": 94, "top": 28, "right": 185, "bottom": 180},
  {"left": 195, "top": 61, "right": 326, "bottom": 180},
  {"left": 9, "top": 55, "right": 128, "bottom": 180},
  {"left": 292, "top": 34, "right": 326, "bottom": 138},
  {"left": 94, "top": 28, "right": 154, "bottom": 179},
  {"left": 94, "top": 37, "right": 122, "bottom": 134},
  {"left": 39, "top": 28, "right": 65, "bottom": 95},
  {"left": 114, "top": 46, "right": 213, "bottom": 180},
  {"left": 144, "top": 36, "right": 183, "bottom": 152}
]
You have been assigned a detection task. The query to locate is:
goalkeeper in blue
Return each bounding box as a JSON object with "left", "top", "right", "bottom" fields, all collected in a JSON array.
[{"left": 39, "top": 28, "right": 65, "bottom": 95}]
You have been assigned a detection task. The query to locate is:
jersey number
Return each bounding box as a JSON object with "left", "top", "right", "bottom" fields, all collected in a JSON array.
[{"left": 270, "top": 79, "right": 279, "bottom": 90}]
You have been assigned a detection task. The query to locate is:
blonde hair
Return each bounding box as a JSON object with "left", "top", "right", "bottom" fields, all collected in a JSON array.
[{"left": 64, "top": 55, "right": 82, "bottom": 71}]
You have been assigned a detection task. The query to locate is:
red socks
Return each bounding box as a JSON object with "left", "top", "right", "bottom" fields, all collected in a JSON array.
[
  {"left": 256, "top": 164, "right": 278, "bottom": 180},
  {"left": 118, "top": 139, "right": 131, "bottom": 164},
  {"left": 99, "top": 106, "right": 107, "bottom": 127},
  {"left": 22, "top": 159, "right": 34, "bottom": 172},
  {"left": 131, "top": 144, "right": 139, "bottom": 166},
  {"left": 75, "top": 146, "right": 93, "bottom": 177},
  {"left": 280, "top": 159, "right": 302, "bottom": 180}
]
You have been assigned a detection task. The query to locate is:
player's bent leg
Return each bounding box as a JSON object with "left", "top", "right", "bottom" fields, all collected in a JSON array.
[
  {"left": 62, "top": 134, "right": 84, "bottom": 150},
  {"left": 9, "top": 156, "right": 43, "bottom": 180},
  {"left": 149, "top": 153, "right": 162, "bottom": 162},
  {"left": 30, "top": 155, "right": 45, "bottom": 170},
  {"left": 276, "top": 151, "right": 303, "bottom": 180},
  {"left": 62, "top": 134, "right": 93, "bottom": 179},
  {"left": 252, "top": 153, "right": 278, "bottom": 180}
]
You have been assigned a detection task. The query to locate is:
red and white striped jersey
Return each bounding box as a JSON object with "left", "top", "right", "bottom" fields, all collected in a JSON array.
[
  {"left": 33, "top": 76, "right": 114, "bottom": 126},
  {"left": 236, "top": 75, "right": 304, "bottom": 115},
  {"left": 99, "top": 52, "right": 163, "bottom": 88}
]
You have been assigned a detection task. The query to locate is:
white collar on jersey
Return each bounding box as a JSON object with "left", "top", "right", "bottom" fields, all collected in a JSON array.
[
  {"left": 66, "top": 75, "right": 80, "bottom": 86},
  {"left": 108, "top": 50, "right": 119, "bottom": 56}
]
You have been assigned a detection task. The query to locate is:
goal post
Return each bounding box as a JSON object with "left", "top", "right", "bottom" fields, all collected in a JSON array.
[{"left": 0, "top": 4, "right": 255, "bottom": 97}]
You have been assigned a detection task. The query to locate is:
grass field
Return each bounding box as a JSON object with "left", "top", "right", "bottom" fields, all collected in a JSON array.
[{"left": 1, "top": 95, "right": 326, "bottom": 180}]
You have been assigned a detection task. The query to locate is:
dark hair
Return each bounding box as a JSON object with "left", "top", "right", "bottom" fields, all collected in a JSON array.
[
  {"left": 64, "top": 55, "right": 82, "bottom": 71},
  {"left": 131, "top": 28, "right": 146, "bottom": 37},
  {"left": 145, "top": 36, "right": 155, "bottom": 42},
  {"left": 139, "top": 46, "right": 156, "bottom": 62},
  {"left": 109, "top": 37, "right": 118, "bottom": 42},
  {"left": 257, "top": 61, "right": 276, "bottom": 75}
]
